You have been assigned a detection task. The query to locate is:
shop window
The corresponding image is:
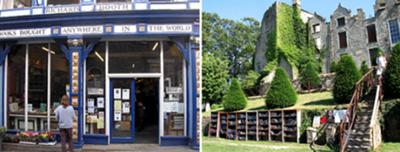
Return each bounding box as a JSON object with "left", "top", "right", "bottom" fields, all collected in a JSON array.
[
  {"left": 367, "top": 24, "right": 377, "bottom": 43},
  {"left": 50, "top": 44, "right": 70, "bottom": 132},
  {"left": 47, "top": 0, "right": 79, "bottom": 6},
  {"left": 108, "top": 41, "right": 160, "bottom": 73},
  {"left": 337, "top": 17, "right": 345, "bottom": 27},
  {"left": 338, "top": 32, "right": 347, "bottom": 48},
  {"left": 85, "top": 42, "right": 106, "bottom": 134},
  {"left": 312, "top": 24, "right": 320, "bottom": 33},
  {"left": 7, "top": 45, "right": 26, "bottom": 130},
  {"left": 2, "top": 0, "right": 32, "bottom": 9},
  {"left": 97, "top": 0, "right": 131, "bottom": 3},
  {"left": 163, "top": 42, "right": 185, "bottom": 136},
  {"left": 389, "top": 19, "right": 400, "bottom": 44},
  {"left": 28, "top": 44, "right": 48, "bottom": 131}
]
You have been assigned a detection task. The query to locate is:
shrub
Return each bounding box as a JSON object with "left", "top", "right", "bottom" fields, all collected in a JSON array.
[
  {"left": 360, "top": 60, "right": 369, "bottom": 75},
  {"left": 202, "top": 54, "right": 229, "bottom": 104},
  {"left": 330, "top": 61, "right": 337, "bottom": 73},
  {"left": 265, "top": 68, "right": 297, "bottom": 109},
  {"left": 241, "top": 70, "right": 261, "bottom": 96},
  {"left": 383, "top": 44, "right": 400, "bottom": 98},
  {"left": 222, "top": 78, "right": 247, "bottom": 112},
  {"left": 300, "top": 62, "right": 321, "bottom": 90},
  {"left": 333, "top": 55, "right": 361, "bottom": 103}
]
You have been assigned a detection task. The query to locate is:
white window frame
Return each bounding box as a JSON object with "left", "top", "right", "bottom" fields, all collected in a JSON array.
[{"left": 388, "top": 19, "right": 400, "bottom": 47}]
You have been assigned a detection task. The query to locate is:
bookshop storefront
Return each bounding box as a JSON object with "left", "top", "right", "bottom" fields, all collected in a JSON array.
[{"left": 0, "top": 10, "right": 199, "bottom": 149}]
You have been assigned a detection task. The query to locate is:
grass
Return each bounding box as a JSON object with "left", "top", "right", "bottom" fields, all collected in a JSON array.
[
  {"left": 203, "top": 91, "right": 345, "bottom": 117},
  {"left": 374, "top": 142, "right": 400, "bottom": 152},
  {"left": 202, "top": 136, "right": 331, "bottom": 152}
]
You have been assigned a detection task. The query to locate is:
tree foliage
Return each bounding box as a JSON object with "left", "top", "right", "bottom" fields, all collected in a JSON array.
[
  {"left": 202, "top": 12, "right": 260, "bottom": 78},
  {"left": 360, "top": 60, "right": 369, "bottom": 75},
  {"left": 241, "top": 70, "right": 261, "bottom": 95},
  {"left": 265, "top": 68, "right": 297, "bottom": 109},
  {"left": 202, "top": 53, "right": 229, "bottom": 104},
  {"left": 333, "top": 55, "right": 361, "bottom": 103},
  {"left": 383, "top": 44, "right": 400, "bottom": 98},
  {"left": 300, "top": 62, "right": 321, "bottom": 90},
  {"left": 222, "top": 78, "right": 247, "bottom": 112}
]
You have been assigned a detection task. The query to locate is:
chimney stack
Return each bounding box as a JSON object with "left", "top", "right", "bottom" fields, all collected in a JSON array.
[{"left": 293, "top": 0, "right": 301, "bottom": 7}]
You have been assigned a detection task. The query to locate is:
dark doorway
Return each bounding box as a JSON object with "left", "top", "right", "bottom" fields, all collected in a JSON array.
[{"left": 134, "top": 78, "right": 159, "bottom": 144}]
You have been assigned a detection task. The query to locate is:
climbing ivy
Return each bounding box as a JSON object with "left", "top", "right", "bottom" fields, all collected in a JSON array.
[{"left": 263, "top": 3, "right": 318, "bottom": 74}]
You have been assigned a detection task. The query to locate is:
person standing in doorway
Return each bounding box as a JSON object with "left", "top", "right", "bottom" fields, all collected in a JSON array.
[
  {"left": 55, "top": 95, "right": 76, "bottom": 152},
  {"left": 376, "top": 50, "right": 387, "bottom": 85}
]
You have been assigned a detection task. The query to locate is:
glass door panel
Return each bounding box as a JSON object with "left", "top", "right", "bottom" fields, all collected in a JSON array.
[{"left": 110, "top": 79, "right": 135, "bottom": 143}]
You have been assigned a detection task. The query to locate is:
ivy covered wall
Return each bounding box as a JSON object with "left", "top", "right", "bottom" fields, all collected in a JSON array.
[{"left": 261, "top": 2, "right": 318, "bottom": 78}]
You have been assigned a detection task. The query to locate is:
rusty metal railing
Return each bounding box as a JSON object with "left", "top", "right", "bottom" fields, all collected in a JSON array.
[{"left": 338, "top": 69, "right": 376, "bottom": 152}]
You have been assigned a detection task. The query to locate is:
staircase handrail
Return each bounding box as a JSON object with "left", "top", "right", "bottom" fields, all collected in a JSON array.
[{"left": 339, "top": 69, "right": 375, "bottom": 152}]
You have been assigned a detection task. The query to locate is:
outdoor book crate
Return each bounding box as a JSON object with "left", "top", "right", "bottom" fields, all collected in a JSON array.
[{"left": 208, "top": 109, "right": 301, "bottom": 143}]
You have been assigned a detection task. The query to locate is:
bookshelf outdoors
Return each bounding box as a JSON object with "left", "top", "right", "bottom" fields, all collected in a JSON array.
[
  {"left": 257, "top": 111, "right": 268, "bottom": 141},
  {"left": 237, "top": 112, "right": 247, "bottom": 140},
  {"left": 208, "top": 109, "right": 301, "bottom": 143}
]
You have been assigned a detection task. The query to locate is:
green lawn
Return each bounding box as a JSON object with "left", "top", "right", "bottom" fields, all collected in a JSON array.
[
  {"left": 375, "top": 142, "right": 400, "bottom": 152},
  {"left": 202, "top": 136, "right": 331, "bottom": 152},
  {"left": 203, "top": 91, "right": 345, "bottom": 117}
]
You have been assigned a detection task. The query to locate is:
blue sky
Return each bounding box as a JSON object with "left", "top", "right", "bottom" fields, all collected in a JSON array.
[{"left": 203, "top": 0, "right": 376, "bottom": 22}]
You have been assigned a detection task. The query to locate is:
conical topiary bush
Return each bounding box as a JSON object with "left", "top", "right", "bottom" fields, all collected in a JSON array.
[
  {"left": 222, "top": 78, "right": 247, "bottom": 112},
  {"left": 333, "top": 54, "right": 361, "bottom": 103},
  {"left": 265, "top": 67, "right": 297, "bottom": 109}
]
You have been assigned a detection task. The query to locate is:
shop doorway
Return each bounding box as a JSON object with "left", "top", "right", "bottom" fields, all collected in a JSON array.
[{"left": 134, "top": 78, "right": 159, "bottom": 144}]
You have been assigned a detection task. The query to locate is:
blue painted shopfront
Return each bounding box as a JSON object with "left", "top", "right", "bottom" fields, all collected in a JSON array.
[{"left": 0, "top": 0, "right": 199, "bottom": 149}]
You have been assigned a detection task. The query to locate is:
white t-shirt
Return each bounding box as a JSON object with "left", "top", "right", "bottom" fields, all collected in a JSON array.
[{"left": 54, "top": 105, "right": 76, "bottom": 129}]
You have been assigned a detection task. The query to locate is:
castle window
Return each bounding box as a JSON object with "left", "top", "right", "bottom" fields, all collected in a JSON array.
[
  {"left": 313, "top": 24, "right": 321, "bottom": 33},
  {"left": 389, "top": 19, "right": 400, "bottom": 44},
  {"left": 337, "top": 17, "right": 345, "bottom": 27},
  {"left": 338, "top": 32, "right": 347, "bottom": 48},
  {"left": 367, "top": 24, "right": 377, "bottom": 43}
]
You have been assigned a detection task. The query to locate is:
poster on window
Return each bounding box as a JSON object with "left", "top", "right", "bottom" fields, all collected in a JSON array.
[
  {"left": 122, "top": 102, "right": 130, "bottom": 113},
  {"left": 114, "top": 111, "right": 122, "bottom": 121},
  {"left": 114, "top": 100, "right": 122, "bottom": 111},
  {"left": 122, "top": 89, "right": 130, "bottom": 100},
  {"left": 114, "top": 88, "right": 121, "bottom": 99},
  {"left": 98, "top": 111, "right": 105, "bottom": 129},
  {"left": 97, "top": 97, "right": 104, "bottom": 108},
  {"left": 88, "top": 88, "right": 104, "bottom": 95}
]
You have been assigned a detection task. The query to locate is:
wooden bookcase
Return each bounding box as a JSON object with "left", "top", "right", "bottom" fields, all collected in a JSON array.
[
  {"left": 208, "top": 109, "right": 301, "bottom": 143},
  {"left": 246, "top": 111, "right": 258, "bottom": 140},
  {"left": 208, "top": 112, "right": 219, "bottom": 137},
  {"left": 237, "top": 112, "right": 247, "bottom": 140}
]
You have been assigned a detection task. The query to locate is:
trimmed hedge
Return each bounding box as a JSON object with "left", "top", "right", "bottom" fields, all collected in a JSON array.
[
  {"left": 300, "top": 62, "right": 321, "bottom": 90},
  {"left": 333, "top": 54, "right": 361, "bottom": 103},
  {"left": 380, "top": 99, "right": 400, "bottom": 141},
  {"left": 222, "top": 78, "right": 247, "bottom": 112},
  {"left": 265, "top": 68, "right": 297, "bottom": 109},
  {"left": 383, "top": 44, "right": 400, "bottom": 98}
]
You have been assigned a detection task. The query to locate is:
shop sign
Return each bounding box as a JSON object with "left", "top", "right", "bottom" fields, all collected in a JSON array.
[
  {"left": 45, "top": 6, "right": 80, "bottom": 14},
  {"left": 0, "top": 28, "right": 51, "bottom": 38},
  {"left": 61, "top": 26, "right": 103, "bottom": 35},
  {"left": 114, "top": 25, "right": 137, "bottom": 33},
  {"left": 96, "top": 3, "right": 132, "bottom": 12},
  {"left": 147, "top": 24, "right": 192, "bottom": 33}
]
